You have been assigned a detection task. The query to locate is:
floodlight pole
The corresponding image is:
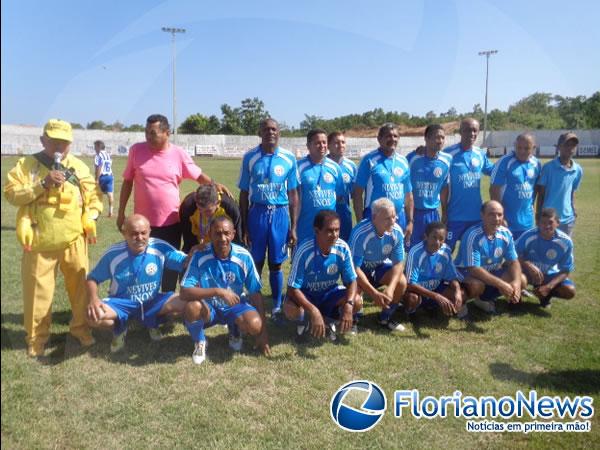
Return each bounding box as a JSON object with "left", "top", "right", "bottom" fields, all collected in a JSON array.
[
  {"left": 162, "top": 27, "right": 186, "bottom": 137},
  {"left": 478, "top": 49, "right": 498, "bottom": 147}
]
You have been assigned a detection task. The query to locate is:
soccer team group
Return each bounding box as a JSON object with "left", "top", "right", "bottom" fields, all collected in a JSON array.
[{"left": 5, "top": 115, "right": 583, "bottom": 364}]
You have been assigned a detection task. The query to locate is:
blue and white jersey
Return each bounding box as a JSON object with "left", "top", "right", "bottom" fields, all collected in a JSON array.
[
  {"left": 444, "top": 144, "right": 494, "bottom": 222},
  {"left": 181, "top": 243, "right": 262, "bottom": 309},
  {"left": 288, "top": 238, "right": 357, "bottom": 297},
  {"left": 94, "top": 150, "right": 113, "bottom": 176},
  {"left": 455, "top": 224, "right": 518, "bottom": 272},
  {"left": 491, "top": 152, "right": 541, "bottom": 232},
  {"left": 355, "top": 149, "right": 412, "bottom": 214},
  {"left": 407, "top": 150, "right": 451, "bottom": 210},
  {"left": 297, "top": 156, "right": 345, "bottom": 242},
  {"left": 349, "top": 218, "right": 405, "bottom": 270},
  {"left": 237, "top": 146, "right": 300, "bottom": 205},
  {"left": 515, "top": 227, "right": 574, "bottom": 276},
  {"left": 537, "top": 158, "right": 583, "bottom": 225},
  {"left": 328, "top": 156, "right": 358, "bottom": 203},
  {"left": 88, "top": 238, "right": 186, "bottom": 302},
  {"left": 405, "top": 241, "right": 463, "bottom": 291}
]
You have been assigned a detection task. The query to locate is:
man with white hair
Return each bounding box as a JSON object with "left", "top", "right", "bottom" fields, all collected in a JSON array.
[{"left": 349, "top": 198, "right": 408, "bottom": 331}]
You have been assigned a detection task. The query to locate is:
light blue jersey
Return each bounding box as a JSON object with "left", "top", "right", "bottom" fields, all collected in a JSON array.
[
  {"left": 355, "top": 149, "right": 412, "bottom": 215},
  {"left": 181, "top": 243, "right": 262, "bottom": 309},
  {"left": 405, "top": 241, "right": 463, "bottom": 291},
  {"left": 515, "top": 227, "right": 574, "bottom": 276},
  {"left": 455, "top": 224, "right": 518, "bottom": 272},
  {"left": 88, "top": 238, "right": 186, "bottom": 302},
  {"left": 537, "top": 158, "right": 583, "bottom": 225},
  {"left": 237, "top": 146, "right": 300, "bottom": 205},
  {"left": 349, "top": 218, "right": 405, "bottom": 270},
  {"left": 491, "top": 152, "right": 541, "bottom": 232},
  {"left": 407, "top": 150, "right": 451, "bottom": 210},
  {"left": 445, "top": 144, "right": 494, "bottom": 222},
  {"left": 288, "top": 238, "right": 357, "bottom": 296},
  {"left": 94, "top": 150, "right": 113, "bottom": 176},
  {"left": 329, "top": 156, "right": 358, "bottom": 202},
  {"left": 297, "top": 156, "right": 345, "bottom": 242}
]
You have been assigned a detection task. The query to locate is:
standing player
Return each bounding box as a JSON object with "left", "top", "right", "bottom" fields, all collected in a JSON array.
[
  {"left": 490, "top": 133, "right": 541, "bottom": 241},
  {"left": 180, "top": 217, "right": 270, "bottom": 365},
  {"left": 443, "top": 118, "right": 494, "bottom": 251},
  {"left": 353, "top": 123, "right": 414, "bottom": 244},
  {"left": 536, "top": 132, "right": 583, "bottom": 237},
  {"left": 403, "top": 222, "right": 465, "bottom": 318},
  {"left": 406, "top": 124, "right": 451, "bottom": 248},
  {"left": 238, "top": 118, "right": 300, "bottom": 323},
  {"left": 455, "top": 201, "right": 523, "bottom": 314},
  {"left": 86, "top": 214, "right": 188, "bottom": 352},
  {"left": 296, "top": 129, "right": 345, "bottom": 244},
  {"left": 516, "top": 208, "right": 576, "bottom": 308},
  {"left": 349, "top": 198, "right": 408, "bottom": 331},
  {"left": 93, "top": 140, "right": 114, "bottom": 217},
  {"left": 327, "top": 131, "right": 357, "bottom": 241},
  {"left": 284, "top": 210, "right": 359, "bottom": 341}
]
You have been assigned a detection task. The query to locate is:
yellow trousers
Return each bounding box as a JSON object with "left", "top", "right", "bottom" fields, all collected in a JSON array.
[{"left": 21, "top": 235, "right": 91, "bottom": 347}]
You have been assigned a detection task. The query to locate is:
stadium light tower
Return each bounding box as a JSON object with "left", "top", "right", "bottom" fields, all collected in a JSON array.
[
  {"left": 478, "top": 49, "right": 498, "bottom": 148},
  {"left": 162, "top": 27, "right": 186, "bottom": 137}
]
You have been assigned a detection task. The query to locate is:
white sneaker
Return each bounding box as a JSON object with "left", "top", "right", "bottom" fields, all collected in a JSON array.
[
  {"left": 229, "top": 335, "right": 243, "bottom": 352},
  {"left": 148, "top": 328, "right": 162, "bottom": 342},
  {"left": 326, "top": 322, "right": 337, "bottom": 342},
  {"left": 380, "top": 319, "right": 406, "bottom": 332},
  {"left": 473, "top": 298, "right": 497, "bottom": 314},
  {"left": 521, "top": 289, "right": 536, "bottom": 299},
  {"left": 192, "top": 341, "right": 207, "bottom": 365},
  {"left": 110, "top": 331, "right": 127, "bottom": 353}
]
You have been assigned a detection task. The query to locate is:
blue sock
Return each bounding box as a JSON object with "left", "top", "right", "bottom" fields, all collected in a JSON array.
[
  {"left": 270, "top": 270, "right": 284, "bottom": 311},
  {"left": 185, "top": 319, "right": 205, "bottom": 342},
  {"left": 380, "top": 304, "right": 399, "bottom": 322}
]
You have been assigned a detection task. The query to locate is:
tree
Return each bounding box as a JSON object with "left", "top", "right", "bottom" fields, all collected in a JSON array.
[
  {"left": 109, "top": 121, "right": 124, "bottom": 132},
  {"left": 239, "top": 97, "right": 270, "bottom": 134},
  {"left": 71, "top": 123, "right": 84, "bottom": 129},
  {"left": 220, "top": 104, "right": 244, "bottom": 135},
  {"left": 584, "top": 91, "right": 600, "bottom": 128},
  {"left": 300, "top": 114, "right": 326, "bottom": 131},
  {"left": 179, "top": 114, "right": 221, "bottom": 134},
  {"left": 86, "top": 120, "right": 106, "bottom": 130},
  {"left": 123, "top": 124, "right": 145, "bottom": 132}
]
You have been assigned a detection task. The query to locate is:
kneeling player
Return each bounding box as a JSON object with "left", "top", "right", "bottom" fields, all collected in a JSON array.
[
  {"left": 456, "top": 201, "right": 523, "bottom": 314},
  {"left": 403, "top": 222, "right": 466, "bottom": 319},
  {"left": 349, "top": 198, "right": 408, "bottom": 331},
  {"left": 516, "top": 208, "right": 576, "bottom": 308},
  {"left": 284, "top": 210, "right": 359, "bottom": 341},
  {"left": 180, "top": 217, "right": 270, "bottom": 365},
  {"left": 86, "top": 214, "right": 189, "bottom": 353}
]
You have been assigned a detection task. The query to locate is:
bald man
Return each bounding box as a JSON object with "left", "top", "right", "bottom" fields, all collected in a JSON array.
[
  {"left": 455, "top": 201, "right": 524, "bottom": 314},
  {"left": 86, "top": 214, "right": 189, "bottom": 353}
]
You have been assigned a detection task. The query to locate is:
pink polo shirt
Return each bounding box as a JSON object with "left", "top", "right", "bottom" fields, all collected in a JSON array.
[{"left": 123, "top": 142, "right": 202, "bottom": 227}]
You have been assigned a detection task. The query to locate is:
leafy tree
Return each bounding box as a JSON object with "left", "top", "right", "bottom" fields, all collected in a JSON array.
[
  {"left": 123, "top": 124, "right": 145, "bottom": 132},
  {"left": 86, "top": 120, "right": 106, "bottom": 130},
  {"left": 240, "top": 97, "right": 270, "bottom": 134},
  {"left": 179, "top": 113, "right": 221, "bottom": 134},
  {"left": 220, "top": 104, "right": 244, "bottom": 135},
  {"left": 71, "top": 123, "right": 84, "bottom": 129},
  {"left": 584, "top": 91, "right": 600, "bottom": 128}
]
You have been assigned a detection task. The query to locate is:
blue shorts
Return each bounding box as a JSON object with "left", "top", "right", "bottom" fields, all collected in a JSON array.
[
  {"left": 98, "top": 174, "right": 114, "bottom": 193},
  {"left": 537, "top": 275, "right": 575, "bottom": 289},
  {"left": 288, "top": 285, "right": 348, "bottom": 320},
  {"left": 410, "top": 208, "right": 440, "bottom": 249},
  {"left": 362, "top": 262, "right": 394, "bottom": 288},
  {"left": 447, "top": 220, "right": 480, "bottom": 252},
  {"left": 103, "top": 292, "right": 173, "bottom": 335},
  {"left": 248, "top": 204, "right": 289, "bottom": 265},
  {"left": 417, "top": 283, "right": 449, "bottom": 310},
  {"left": 204, "top": 300, "right": 257, "bottom": 329},
  {"left": 460, "top": 268, "right": 505, "bottom": 301},
  {"left": 336, "top": 202, "right": 353, "bottom": 242}
]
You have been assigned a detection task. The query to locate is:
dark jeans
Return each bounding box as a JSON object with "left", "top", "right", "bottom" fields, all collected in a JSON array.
[{"left": 150, "top": 222, "right": 182, "bottom": 292}]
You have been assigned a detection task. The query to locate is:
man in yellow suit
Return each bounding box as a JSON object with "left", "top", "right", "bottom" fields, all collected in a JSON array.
[{"left": 4, "top": 119, "right": 103, "bottom": 357}]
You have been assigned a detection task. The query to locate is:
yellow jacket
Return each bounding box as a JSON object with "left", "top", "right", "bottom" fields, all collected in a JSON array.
[{"left": 4, "top": 153, "right": 103, "bottom": 252}]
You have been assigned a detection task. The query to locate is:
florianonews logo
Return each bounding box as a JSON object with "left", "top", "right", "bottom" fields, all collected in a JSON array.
[{"left": 330, "top": 380, "right": 387, "bottom": 432}]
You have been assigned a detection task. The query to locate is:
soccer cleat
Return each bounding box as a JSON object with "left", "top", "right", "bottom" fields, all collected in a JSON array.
[
  {"left": 379, "top": 319, "right": 406, "bottom": 332},
  {"left": 27, "top": 343, "right": 45, "bottom": 358},
  {"left": 192, "top": 340, "right": 207, "bottom": 365},
  {"left": 148, "top": 328, "right": 162, "bottom": 342},
  {"left": 229, "top": 335, "right": 243, "bottom": 352},
  {"left": 350, "top": 322, "right": 359, "bottom": 336},
  {"left": 77, "top": 334, "right": 96, "bottom": 347},
  {"left": 456, "top": 304, "right": 470, "bottom": 320},
  {"left": 521, "top": 289, "right": 536, "bottom": 299},
  {"left": 472, "top": 298, "right": 497, "bottom": 314},
  {"left": 326, "top": 322, "right": 337, "bottom": 342},
  {"left": 110, "top": 330, "right": 127, "bottom": 353},
  {"left": 270, "top": 309, "right": 284, "bottom": 326},
  {"left": 539, "top": 296, "right": 552, "bottom": 309}
]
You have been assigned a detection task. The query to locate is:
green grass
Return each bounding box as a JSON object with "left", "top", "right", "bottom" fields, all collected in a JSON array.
[{"left": 2, "top": 156, "right": 599, "bottom": 449}]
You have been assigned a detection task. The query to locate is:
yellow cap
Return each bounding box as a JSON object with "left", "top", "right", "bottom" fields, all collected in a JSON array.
[{"left": 43, "top": 119, "right": 73, "bottom": 142}]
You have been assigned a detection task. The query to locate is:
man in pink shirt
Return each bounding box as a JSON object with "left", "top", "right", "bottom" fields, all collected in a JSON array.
[{"left": 117, "top": 114, "right": 225, "bottom": 291}]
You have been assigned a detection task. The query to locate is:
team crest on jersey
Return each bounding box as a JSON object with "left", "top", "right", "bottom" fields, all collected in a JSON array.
[
  {"left": 435, "top": 262, "right": 443, "bottom": 273},
  {"left": 382, "top": 244, "right": 393, "bottom": 255},
  {"left": 225, "top": 272, "right": 236, "bottom": 283},
  {"left": 393, "top": 167, "right": 403, "bottom": 177},
  {"left": 527, "top": 168, "right": 535, "bottom": 178},
  {"left": 323, "top": 172, "right": 334, "bottom": 183},
  {"left": 546, "top": 249, "right": 557, "bottom": 260},
  {"left": 471, "top": 158, "right": 480, "bottom": 168},
  {"left": 433, "top": 167, "right": 443, "bottom": 178},
  {"left": 145, "top": 263, "right": 158, "bottom": 276},
  {"left": 343, "top": 173, "right": 351, "bottom": 183},
  {"left": 274, "top": 165, "right": 285, "bottom": 176},
  {"left": 326, "top": 264, "right": 338, "bottom": 275},
  {"left": 494, "top": 247, "right": 503, "bottom": 258}
]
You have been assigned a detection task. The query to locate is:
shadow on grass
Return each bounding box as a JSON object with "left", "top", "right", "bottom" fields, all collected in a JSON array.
[
  {"left": 1, "top": 225, "right": 16, "bottom": 231},
  {"left": 498, "top": 299, "right": 552, "bottom": 318},
  {"left": 490, "top": 362, "right": 600, "bottom": 394},
  {"left": 2, "top": 311, "right": 73, "bottom": 353}
]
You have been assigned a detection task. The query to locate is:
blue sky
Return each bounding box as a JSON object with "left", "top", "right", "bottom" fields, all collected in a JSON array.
[{"left": 2, "top": 0, "right": 599, "bottom": 128}]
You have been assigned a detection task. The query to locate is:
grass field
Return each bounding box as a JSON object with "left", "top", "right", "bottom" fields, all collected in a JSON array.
[{"left": 2, "top": 156, "right": 599, "bottom": 449}]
